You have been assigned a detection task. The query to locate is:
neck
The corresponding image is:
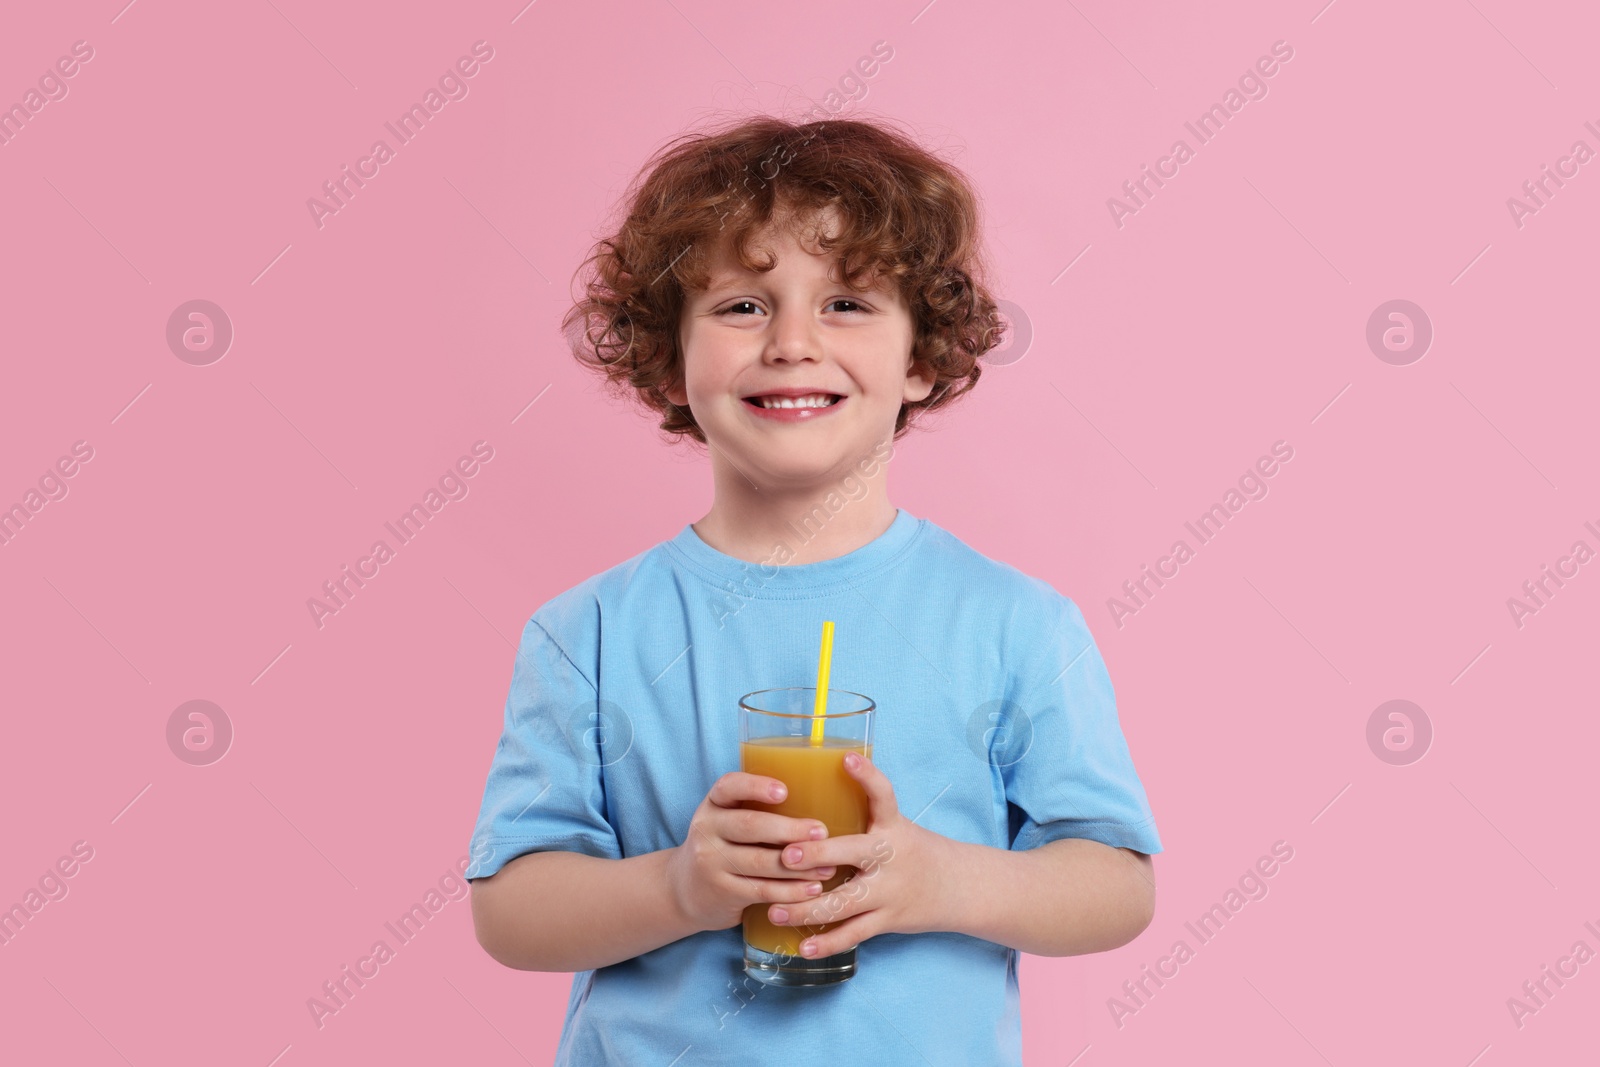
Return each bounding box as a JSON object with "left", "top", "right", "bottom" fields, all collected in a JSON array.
[{"left": 691, "top": 445, "right": 899, "bottom": 566}]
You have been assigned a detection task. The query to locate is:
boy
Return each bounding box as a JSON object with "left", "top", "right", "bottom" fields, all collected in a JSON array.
[{"left": 466, "top": 115, "right": 1161, "bottom": 1065}]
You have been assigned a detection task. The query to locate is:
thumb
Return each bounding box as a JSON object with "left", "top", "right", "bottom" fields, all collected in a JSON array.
[{"left": 844, "top": 751, "right": 899, "bottom": 822}]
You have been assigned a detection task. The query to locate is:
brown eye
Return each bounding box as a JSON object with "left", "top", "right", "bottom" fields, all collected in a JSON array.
[{"left": 719, "top": 301, "right": 761, "bottom": 316}]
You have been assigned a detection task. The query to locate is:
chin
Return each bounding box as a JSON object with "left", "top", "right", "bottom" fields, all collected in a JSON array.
[{"left": 749, "top": 452, "right": 851, "bottom": 485}]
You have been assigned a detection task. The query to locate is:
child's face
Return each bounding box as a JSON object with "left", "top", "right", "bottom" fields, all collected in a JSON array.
[{"left": 669, "top": 207, "right": 935, "bottom": 488}]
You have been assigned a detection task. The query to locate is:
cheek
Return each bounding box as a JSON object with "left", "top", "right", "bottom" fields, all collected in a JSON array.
[
  {"left": 681, "top": 344, "right": 743, "bottom": 407},
  {"left": 873, "top": 355, "right": 920, "bottom": 403}
]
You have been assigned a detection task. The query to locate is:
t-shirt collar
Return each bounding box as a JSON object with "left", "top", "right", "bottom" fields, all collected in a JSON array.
[{"left": 665, "top": 506, "right": 923, "bottom": 597}]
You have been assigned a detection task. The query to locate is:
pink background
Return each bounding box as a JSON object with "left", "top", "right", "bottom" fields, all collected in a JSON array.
[{"left": 2, "top": 0, "right": 1595, "bottom": 1063}]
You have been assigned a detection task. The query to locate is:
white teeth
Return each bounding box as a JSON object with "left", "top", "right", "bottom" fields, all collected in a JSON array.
[{"left": 756, "top": 394, "right": 837, "bottom": 409}]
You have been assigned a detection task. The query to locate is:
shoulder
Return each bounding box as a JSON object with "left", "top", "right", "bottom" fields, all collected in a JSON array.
[
  {"left": 917, "top": 519, "right": 1082, "bottom": 620},
  {"left": 518, "top": 536, "right": 678, "bottom": 666},
  {"left": 915, "top": 519, "right": 1094, "bottom": 679}
]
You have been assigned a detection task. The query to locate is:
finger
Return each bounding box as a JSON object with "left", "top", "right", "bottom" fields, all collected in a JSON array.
[
  {"left": 793, "top": 908, "right": 884, "bottom": 960},
  {"left": 707, "top": 771, "right": 791, "bottom": 809},
  {"left": 711, "top": 807, "right": 828, "bottom": 848},
  {"left": 843, "top": 751, "right": 899, "bottom": 823},
  {"left": 743, "top": 875, "right": 829, "bottom": 906},
  {"left": 728, "top": 843, "right": 837, "bottom": 881},
  {"left": 776, "top": 834, "right": 879, "bottom": 873},
  {"left": 769, "top": 872, "right": 874, "bottom": 930}
]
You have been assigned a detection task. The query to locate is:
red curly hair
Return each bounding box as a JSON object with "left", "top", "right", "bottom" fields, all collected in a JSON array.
[{"left": 562, "top": 113, "right": 1006, "bottom": 445}]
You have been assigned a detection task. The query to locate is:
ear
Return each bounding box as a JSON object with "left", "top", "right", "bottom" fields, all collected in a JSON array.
[
  {"left": 663, "top": 334, "right": 689, "bottom": 406},
  {"left": 902, "top": 354, "right": 937, "bottom": 405},
  {"left": 663, "top": 374, "right": 688, "bottom": 407}
]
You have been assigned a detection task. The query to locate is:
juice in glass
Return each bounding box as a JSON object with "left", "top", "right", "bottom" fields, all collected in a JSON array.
[
  {"left": 740, "top": 735, "right": 873, "bottom": 955},
  {"left": 738, "top": 687, "right": 875, "bottom": 987}
]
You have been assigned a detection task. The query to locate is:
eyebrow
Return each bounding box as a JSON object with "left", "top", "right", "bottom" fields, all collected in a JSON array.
[{"left": 697, "top": 270, "right": 894, "bottom": 298}]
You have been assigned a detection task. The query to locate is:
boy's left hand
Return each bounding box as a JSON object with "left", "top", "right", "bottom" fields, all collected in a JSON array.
[{"left": 765, "top": 751, "right": 954, "bottom": 958}]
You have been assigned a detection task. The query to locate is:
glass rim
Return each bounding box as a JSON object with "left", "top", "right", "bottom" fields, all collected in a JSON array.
[{"left": 739, "top": 686, "right": 875, "bottom": 719}]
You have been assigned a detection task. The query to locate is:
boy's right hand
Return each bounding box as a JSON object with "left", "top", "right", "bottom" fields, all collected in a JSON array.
[{"left": 667, "top": 772, "right": 839, "bottom": 933}]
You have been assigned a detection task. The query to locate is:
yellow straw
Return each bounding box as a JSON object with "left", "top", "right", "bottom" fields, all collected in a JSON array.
[{"left": 809, "top": 621, "right": 834, "bottom": 746}]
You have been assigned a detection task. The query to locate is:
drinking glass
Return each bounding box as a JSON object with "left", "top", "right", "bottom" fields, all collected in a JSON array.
[{"left": 738, "top": 687, "right": 875, "bottom": 987}]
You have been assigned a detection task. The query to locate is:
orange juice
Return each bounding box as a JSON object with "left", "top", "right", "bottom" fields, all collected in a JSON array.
[{"left": 739, "top": 735, "right": 873, "bottom": 956}]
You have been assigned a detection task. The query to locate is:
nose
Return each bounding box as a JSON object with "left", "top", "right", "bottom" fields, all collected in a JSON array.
[{"left": 762, "top": 304, "right": 822, "bottom": 366}]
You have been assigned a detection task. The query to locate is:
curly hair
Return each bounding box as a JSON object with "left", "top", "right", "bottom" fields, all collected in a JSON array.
[{"left": 561, "top": 113, "right": 1006, "bottom": 445}]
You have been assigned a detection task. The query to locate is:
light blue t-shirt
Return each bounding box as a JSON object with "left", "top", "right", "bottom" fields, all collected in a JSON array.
[{"left": 465, "top": 507, "right": 1162, "bottom": 1066}]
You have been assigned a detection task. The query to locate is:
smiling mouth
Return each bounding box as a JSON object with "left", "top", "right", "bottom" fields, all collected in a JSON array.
[{"left": 742, "top": 394, "right": 844, "bottom": 410}]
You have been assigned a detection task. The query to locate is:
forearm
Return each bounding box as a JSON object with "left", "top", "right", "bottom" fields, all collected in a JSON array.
[
  {"left": 471, "top": 847, "right": 700, "bottom": 971},
  {"left": 932, "top": 836, "right": 1155, "bottom": 956}
]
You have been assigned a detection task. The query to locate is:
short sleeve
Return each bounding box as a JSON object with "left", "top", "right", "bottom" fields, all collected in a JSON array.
[
  {"left": 999, "top": 595, "right": 1162, "bottom": 855},
  {"left": 464, "top": 616, "right": 623, "bottom": 880}
]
